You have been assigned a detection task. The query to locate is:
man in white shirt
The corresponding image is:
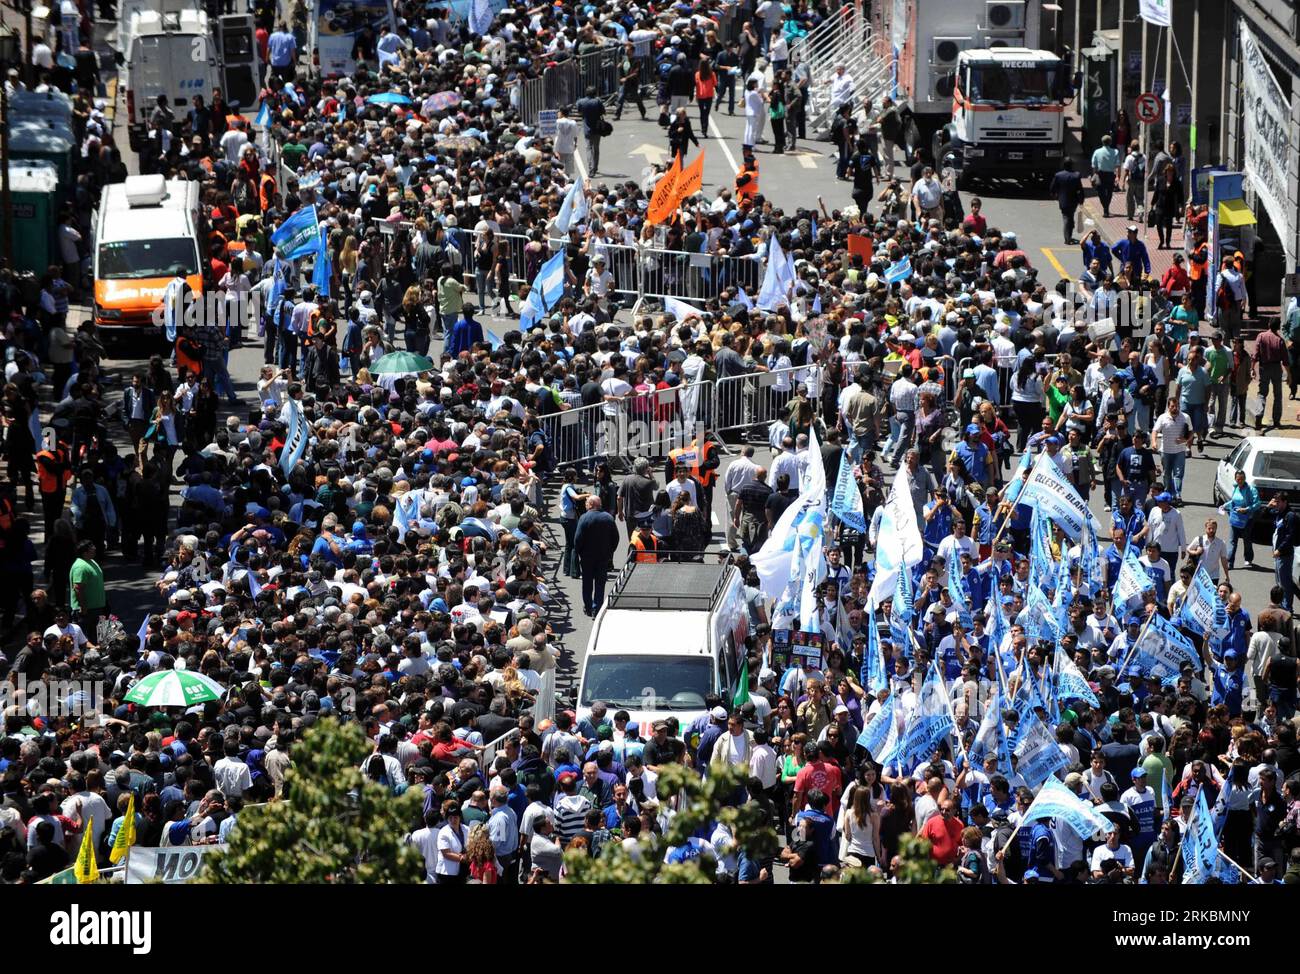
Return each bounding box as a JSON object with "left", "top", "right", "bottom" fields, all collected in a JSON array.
[
  {"left": 1151, "top": 398, "right": 1192, "bottom": 503},
  {"left": 1145, "top": 495, "right": 1186, "bottom": 579},
  {"left": 61, "top": 773, "right": 112, "bottom": 852},
  {"left": 219, "top": 120, "right": 250, "bottom": 164},
  {"left": 910, "top": 167, "right": 944, "bottom": 222},
  {"left": 1186, "top": 518, "right": 1230, "bottom": 582},
  {"left": 213, "top": 742, "right": 254, "bottom": 799},
  {"left": 828, "top": 63, "right": 855, "bottom": 112},
  {"left": 553, "top": 108, "right": 580, "bottom": 178},
  {"left": 407, "top": 810, "right": 442, "bottom": 882}
]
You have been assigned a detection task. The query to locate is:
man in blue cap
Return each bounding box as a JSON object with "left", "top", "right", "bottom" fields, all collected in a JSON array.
[
  {"left": 1146, "top": 492, "right": 1186, "bottom": 579},
  {"left": 953, "top": 424, "right": 995, "bottom": 488}
]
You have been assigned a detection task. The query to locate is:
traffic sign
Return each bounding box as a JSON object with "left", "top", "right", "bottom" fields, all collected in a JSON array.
[{"left": 1135, "top": 92, "right": 1162, "bottom": 124}]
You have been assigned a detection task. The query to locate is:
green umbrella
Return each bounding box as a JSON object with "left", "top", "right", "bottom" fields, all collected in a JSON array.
[
  {"left": 370, "top": 351, "right": 436, "bottom": 375},
  {"left": 123, "top": 668, "right": 225, "bottom": 708}
]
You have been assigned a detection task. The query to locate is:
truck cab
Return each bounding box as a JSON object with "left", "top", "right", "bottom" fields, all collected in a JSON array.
[{"left": 934, "top": 48, "right": 1073, "bottom": 188}]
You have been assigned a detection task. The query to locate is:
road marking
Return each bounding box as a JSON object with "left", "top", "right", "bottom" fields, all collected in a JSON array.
[
  {"left": 707, "top": 114, "right": 740, "bottom": 175},
  {"left": 1041, "top": 247, "right": 1071, "bottom": 279},
  {"left": 575, "top": 143, "right": 588, "bottom": 180},
  {"left": 629, "top": 142, "right": 667, "bottom": 165},
  {"left": 797, "top": 153, "right": 817, "bottom": 169}
]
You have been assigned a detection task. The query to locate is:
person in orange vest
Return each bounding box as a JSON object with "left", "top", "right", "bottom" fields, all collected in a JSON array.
[
  {"left": 735, "top": 147, "right": 759, "bottom": 201},
  {"left": 1187, "top": 232, "right": 1209, "bottom": 316},
  {"left": 258, "top": 159, "right": 279, "bottom": 215},
  {"left": 35, "top": 441, "right": 73, "bottom": 538},
  {"left": 628, "top": 513, "right": 660, "bottom": 563},
  {"left": 666, "top": 435, "right": 719, "bottom": 528}
]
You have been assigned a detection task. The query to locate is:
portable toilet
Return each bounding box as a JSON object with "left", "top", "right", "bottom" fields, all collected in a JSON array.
[
  {"left": 8, "top": 118, "right": 75, "bottom": 195},
  {"left": 5, "top": 161, "right": 60, "bottom": 276}
]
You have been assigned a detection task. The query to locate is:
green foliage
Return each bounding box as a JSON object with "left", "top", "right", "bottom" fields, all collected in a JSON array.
[
  {"left": 202, "top": 720, "right": 425, "bottom": 884},
  {"left": 563, "top": 763, "right": 778, "bottom": 884},
  {"left": 840, "top": 834, "right": 959, "bottom": 884}
]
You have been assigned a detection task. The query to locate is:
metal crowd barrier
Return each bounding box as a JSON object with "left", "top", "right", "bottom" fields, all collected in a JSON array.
[
  {"left": 540, "top": 399, "right": 607, "bottom": 468},
  {"left": 713, "top": 364, "right": 822, "bottom": 439}
]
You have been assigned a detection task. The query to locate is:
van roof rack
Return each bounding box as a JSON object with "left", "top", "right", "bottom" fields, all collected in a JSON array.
[{"left": 606, "top": 555, "right": 734, "bottom": 611}]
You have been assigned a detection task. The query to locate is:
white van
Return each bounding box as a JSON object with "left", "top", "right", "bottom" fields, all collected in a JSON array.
[
  {"left": 93, "top": 174, "right": 204, "bottom": 339},
  {"left": 576, "top": 559, "right": 749, "bottom": 735},
  {"left": 123, "top": 9, "right": 220, "bottom": 151},
  {"left": 112, "top": 0, "right": 192, "bottom": 55}
]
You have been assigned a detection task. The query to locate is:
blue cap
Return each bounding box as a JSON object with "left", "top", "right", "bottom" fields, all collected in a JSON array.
[
  {"left": 965, "top": 424, "right": 981, "bottom": 436},
  {"left": 1224, "top": 649, "right": 1240, "bottom": 660},
  {"left": 1156, "top": 492, "right": 1173, "bottom": 504},
  {"left": 460, "top": 476, "right": 477, "bottom": 487},
  {"left": 1046, "top": 435, "right": 1063, "bottom": 445},
  {"left": 1130, "top": 767, "right": 1147, "bottom": 778},
  {"left": 1125, "top": 615, "right": 1141, "bottom": 626}
]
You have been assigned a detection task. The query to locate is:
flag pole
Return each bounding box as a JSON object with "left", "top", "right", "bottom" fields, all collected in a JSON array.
[{"left": 1215, "top": 847, "right": 1257, "bottom": 883}]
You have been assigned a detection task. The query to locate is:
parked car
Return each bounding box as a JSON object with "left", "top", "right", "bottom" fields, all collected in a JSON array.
[{"left": 1214, "top": 437, "right": 1300, "bottom": 537}]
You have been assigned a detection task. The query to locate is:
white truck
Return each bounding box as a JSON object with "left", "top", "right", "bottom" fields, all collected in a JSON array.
[
  {"left": 934, "top": 47, "right": 1074, "bottom": 188},
  {"left": 122, "top": 9, "right": 262, "bottom": 151},
  {"left": 576, "top": 559, "right": 750, "bottom": 739}
]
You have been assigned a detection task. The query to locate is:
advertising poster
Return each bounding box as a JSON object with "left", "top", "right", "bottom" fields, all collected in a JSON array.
[{"left": 316, "top": 0, "right": 396, "bottom": 77}]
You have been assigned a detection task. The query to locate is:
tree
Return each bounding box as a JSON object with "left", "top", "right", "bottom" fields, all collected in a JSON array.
[
  {"left": 563, "top": 763, "right": 778, "bottom": 884},
  {"left": 841, "top": 834, "right": 959, "bottom": 884},
  {"left": 202, "top": 720, "right": 425, "bottom": 884}
]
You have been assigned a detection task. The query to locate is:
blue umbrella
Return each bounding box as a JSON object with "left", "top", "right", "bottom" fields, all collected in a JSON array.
[{"left": 365, "top": 92, "right": 412, "bottom": 106}]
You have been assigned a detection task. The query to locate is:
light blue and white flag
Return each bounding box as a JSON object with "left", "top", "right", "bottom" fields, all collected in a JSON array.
[
  {"left": 867, "top": 464, "right": 926, "bottom": 607},
  {"left": 1183, "top": 786, "right": 1228, "bottom": 884},
  {"left": 736, "top": 287, "right": 753, "bottom": 310},
  {"left": 248, "top": 572, "right": 262, "bottom": 597},
  {"left": 896, "top": 661, "right": 956, "bottom": 773},
  {"left": 137, "top": 616, "right": 150, "bottom": 655},
  {"left": 752, "top": 427, "right": 827, "bottom": 605},
  {"left": 270, "top": 205, "right": 322, "bottom": 260},
  {"left": 555, "top": 176, "right": 588, "bottom": 233},
  {"left": 278, "top": 397, "right": 310, "bottom": 477},
  {"left": 1016, "top": 452, "right": 1104, "bottom": 540},
  {"left": 1029, "top": 507, "right": 1055, "bottom": 593},
  {"left": 861, "top": 606, "right": 888, "bottom": 694},
  {"left": 1079, "top": 519, "right": 1102, "bottom": 597},
  {"left": 947, "top": 564, "right": 972, "bottom": 629},
  {"left": 857, "top": 691, "right": 899, "bottom": 764},
  {"left": 969, "top": 685, "right": 1010, "bottom": 774},
  {"left": 1021, "top": 777, "right": 1116, "bottom": 837},
  {"left": 519, "top": 249, "right": 567, "bottom": 330},
  {"left": 829, "top": 449, "right": 866, "bottom": 532},
  {"left": 392, "top": 488, "right": 425, "bottom": 542},
  {"left": 1112, "top": 542, "right": 1154, "bottom": 616},
  {"left": 885, "top": 256, "right": 912, "bottom": 283},
  {"left": 1179, "top": 564, "right": 1229, "bottom": 639},
  {"left": 311, "top": 229, "right": 332, "bottom": 299},
  {"left": 468, "top": 0, "right": 495, "bottom": 35},
  {"left": 1130, "top": 613, "right": 1201, "bottom": 678},
  {"left": 1013, "top": 709, "right": 1069, "bottom": 788},
  {"left": 1003, "top": 450, "right": 1034, "bottom": 507},
  {"left": 1053, "top": 644, "right": 1100, "bottom": 708}
]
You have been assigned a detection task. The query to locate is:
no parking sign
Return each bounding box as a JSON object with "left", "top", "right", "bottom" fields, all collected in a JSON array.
[{"left": 1135, "top": 91, "right": 1162, "bottom": 124}]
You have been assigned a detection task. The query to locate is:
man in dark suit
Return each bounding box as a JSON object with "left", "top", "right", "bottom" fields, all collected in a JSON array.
[
  {"left": 1048, "top": 158, "right": 1086, "bottom": 245},
  {"left": 574, "top": 496, "right": 620, "bottom": 616}
]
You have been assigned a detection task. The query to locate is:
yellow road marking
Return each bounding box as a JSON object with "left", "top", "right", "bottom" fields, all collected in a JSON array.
[{"left": 1041, "top": 246, "right": 1071, "bottom": 279}]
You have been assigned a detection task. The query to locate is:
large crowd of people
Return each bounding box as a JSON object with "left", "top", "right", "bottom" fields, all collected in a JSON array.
[{"left": 0, "top": 0, "right": 1298, "bottom": 888}]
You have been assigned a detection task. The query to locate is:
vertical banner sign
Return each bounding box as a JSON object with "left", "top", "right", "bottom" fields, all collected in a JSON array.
[{"left": 1239, "top": 22, "right": 1297, "bottom": 261}]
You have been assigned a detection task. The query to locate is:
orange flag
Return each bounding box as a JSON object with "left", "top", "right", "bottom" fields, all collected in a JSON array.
[
  {"left": 847, "top": 234, "right": 874, "bottom": 263},
  {"left": 646, "top": 154, "right": 684, "bottom": 225},
  {"left": 678, "top": 149, "right": 705, "bottom": 200}
]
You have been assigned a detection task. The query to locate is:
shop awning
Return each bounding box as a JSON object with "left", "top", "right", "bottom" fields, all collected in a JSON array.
[{"left": 1218, "top": 198, "right": 1257, "bottom": 227}]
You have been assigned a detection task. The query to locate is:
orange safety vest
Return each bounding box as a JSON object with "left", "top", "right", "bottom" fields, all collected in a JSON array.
[
  {"left": 35, "top": 448, "right": 72, "bottom": 495},
  {"left": 735, "top": 162, "right": 759, "bottom": 201},
  {"left": 668, "top": 439, "right": 717, "bottom": 487},
  {"left": 629, "top": 530, "right": 659, "bottom": 563},
  {"left": 259, "top": 172, "right": 277, "bottom": 212}
]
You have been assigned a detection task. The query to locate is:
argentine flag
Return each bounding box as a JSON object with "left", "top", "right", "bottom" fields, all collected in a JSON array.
[{"left": 519, "top": 250, "right": 566, "bottom": 330}]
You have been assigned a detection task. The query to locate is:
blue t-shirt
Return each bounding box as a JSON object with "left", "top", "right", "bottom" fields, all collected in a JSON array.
[
  {"left": 267, "top": 31, "right": 297, "bottom": 68},
  {"left": 795, "top": 809, "right": 837, "bottom": 867}
]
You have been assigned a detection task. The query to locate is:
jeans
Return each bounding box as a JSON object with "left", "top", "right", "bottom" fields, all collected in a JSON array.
[
  {"left": 210, "top": 356, "right": 238, "bottom": 401},
  {"left": 475, "top": 269, "right": 490, "bottom": 309},
  {"left": 699, "top": 97, "right": 712, "bottom": 134},
  {"left": 890, "top": 410, "right": 915, "bottom": 465},
  {"left": 581, "top": 562, "right": 609, "bottom": 613},
  {"left": 715, "top": 74, "right": 736, "bottom": 114},
  {"left": 1208, "top": 382, "right": 1229, "bottom": 433},
  {"left": 277, "top": 329, "right": 297, "bottom": 375},
  {"left": 1276, "top": 548, "right": 1295, "bottom": 612},
  {"left": 1228, "top": 522, "right": 1254, "bottom": 566},
  {"left": 1095, "top": 170, "right": 1116, "bottom": 214},
  {"left": 615, "top": 85, "right": 646, "bottom": 119},
  {"left": 1161, "top": 450, "right": 1186, "bottom": 497}
]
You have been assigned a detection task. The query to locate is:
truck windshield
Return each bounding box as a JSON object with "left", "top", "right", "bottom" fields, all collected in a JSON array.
[
  {"left": 580, "top": 655, "right": 713, "bottom": 710},
  {"left": 967, "top": 63, "right": 1065, "bottom": 104},
  {"left": 97, "top": 239, "right": 199, "bottom": 280}
]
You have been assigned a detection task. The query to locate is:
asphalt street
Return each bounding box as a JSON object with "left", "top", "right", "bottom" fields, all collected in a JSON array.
[{"left": 47, "top": 45, "right": 1283, "bottom": 700}]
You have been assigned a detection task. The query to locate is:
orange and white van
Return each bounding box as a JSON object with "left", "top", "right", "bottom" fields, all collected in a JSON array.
[{"left": 93, "top": 174, "right": 204, "bottom": 341}]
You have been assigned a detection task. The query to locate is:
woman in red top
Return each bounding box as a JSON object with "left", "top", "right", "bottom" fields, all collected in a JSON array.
[
  {"left": 695, "top": 58, "right": 718, "bottom": 137},
  {"left": 1160, "top": 255, "right": 1191, "bottom": 300}
]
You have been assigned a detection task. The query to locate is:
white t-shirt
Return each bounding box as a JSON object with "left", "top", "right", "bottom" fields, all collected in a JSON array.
[
  {"left": 213, "top": 756, "right": 253, "bottom": 799},
  {"left": 408, "top": 826, "right": 439, "bottom": 882},
  {"left": 435, "top": 822, "right": 469, "bottom": 875},
  {"left": 1090, "top": 843, "right": 1134, "bottom": 874}
]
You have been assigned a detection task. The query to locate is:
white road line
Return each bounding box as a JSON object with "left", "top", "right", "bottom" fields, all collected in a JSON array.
[
  {"left": 707, "top": 114, "right": 740, "bottom": 175},
  {"left": 576, "top": 141, "right": 589, "bottom": 180},
  {"left": 797, "top": 154, "right": 817, "bottom": 169}
]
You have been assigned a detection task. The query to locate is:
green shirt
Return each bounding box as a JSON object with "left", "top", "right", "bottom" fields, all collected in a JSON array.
[
  {"left": 280, "top": 141, "right": 308, "bottom": 172},
  {"left": 69, "top": 557, "right": 105, "bottom": 612},
  {"left": 1205, "top": 345, "right": 1231, "bottom": 382}
]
